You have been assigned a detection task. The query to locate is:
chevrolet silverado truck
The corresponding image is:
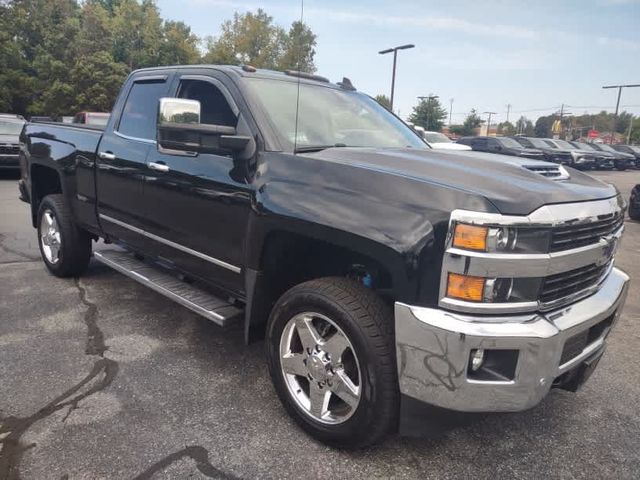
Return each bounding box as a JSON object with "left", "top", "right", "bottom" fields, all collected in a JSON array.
[{"left": 19, "top": 65, "right": 630, "bottom": 448}]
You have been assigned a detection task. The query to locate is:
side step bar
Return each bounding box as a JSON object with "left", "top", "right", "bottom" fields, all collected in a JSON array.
[{"left": 94, "top": 249, "right": 243, "bottom": 327}]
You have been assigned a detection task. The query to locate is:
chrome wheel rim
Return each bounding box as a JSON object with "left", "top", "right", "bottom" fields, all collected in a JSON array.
[
  {"left": 40, "top": 210, "right": 61, "bottom": 264},
  {"left": 279, "top": 312, "right": 361, "bottom": 425}
]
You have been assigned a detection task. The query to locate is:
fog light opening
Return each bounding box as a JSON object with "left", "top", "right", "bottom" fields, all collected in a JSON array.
[{"left": 470, "top": 348, "right": 485, "bottom": 371}]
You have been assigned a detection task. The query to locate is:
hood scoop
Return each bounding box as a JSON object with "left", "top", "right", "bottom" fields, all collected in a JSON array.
[{"left": 523, "top": 164, "right": 570, "bottom": 181}]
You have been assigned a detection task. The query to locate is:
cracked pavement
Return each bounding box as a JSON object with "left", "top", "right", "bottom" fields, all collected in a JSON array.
[{"left": 1, "top": 170, "right": 639, "bottom": 479}]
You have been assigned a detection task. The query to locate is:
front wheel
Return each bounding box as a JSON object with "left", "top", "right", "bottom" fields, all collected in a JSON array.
[
  {"left": 37, "top": 194, "right": 92, "bottom": 277},
  {"left": 266, "top": 277, "right": 399, "bottom": 448}
]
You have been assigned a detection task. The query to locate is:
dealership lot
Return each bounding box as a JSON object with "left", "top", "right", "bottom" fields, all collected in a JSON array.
[{"left": 1, "top": 170, "right": 639, "bottom": 479}]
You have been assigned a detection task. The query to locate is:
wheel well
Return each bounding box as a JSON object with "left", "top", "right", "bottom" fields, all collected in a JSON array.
[
  {"left": 30, "top": 165, "right": 62, "bottom": 226},
  {"left": 243, "top": 230, "right": 394, "bottom": 343},
  {"left": 261, "top": 231, "right": 393, "bottom": 300}
]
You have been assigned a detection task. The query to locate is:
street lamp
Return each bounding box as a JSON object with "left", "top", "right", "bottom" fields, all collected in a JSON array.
[
  {"left": 418, "top": 95, "right": 439, "bottom": 130},
  {"left": 483, "top": 111, "right": 497, "bottom": 136},
  {"left": 379, "top": 44, "right": 415, "bottom": 111},
  {"left": 602, "top": 84, "right": 640, "bottom": 144}
]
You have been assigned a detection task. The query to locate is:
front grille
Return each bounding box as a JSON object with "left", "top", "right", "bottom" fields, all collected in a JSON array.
[
  {"left": 0, "top": 144, "right": 19, "bottom": 155},
  {"left": 550, "top": 213, "right": 623, "bottom": 252},
  {"left": 540, "top": 262, "right": 609, "bottom": 304},
  {"left": 559, "top": 313, "right": 615, "bottom": 365}
]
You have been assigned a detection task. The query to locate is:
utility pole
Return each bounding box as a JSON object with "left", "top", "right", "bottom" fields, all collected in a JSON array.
[
  {"left": 449, "top": 98, "right": 454, "bottom": 127},
  {"left": 602, "top": 84, "right": 640, "bottom": 144},
  {"left": 379, "top": 44, "right": 415, "bottom": 111},
  {"left": 627, "top": 115, "right": 634, "bottom": 144},
  {"left": 483, "top": 111, "right": 497, "bottom": 136},
  {"left": 506, "top": 104, "right": 511, "bottom": 123},
  {"left": 418, "top": 95, "right": 439, "bottom": 130}
]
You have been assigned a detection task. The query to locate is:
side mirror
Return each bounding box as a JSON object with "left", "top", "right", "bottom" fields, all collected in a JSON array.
[{"left": 157, "top": 97, "right": 251, "bottom": 155}]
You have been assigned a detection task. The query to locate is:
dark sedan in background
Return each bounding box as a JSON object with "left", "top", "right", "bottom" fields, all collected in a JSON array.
[
  {"left": 587, "top": 142, "right": 634, "bottom": 170},
  {"left": 0, "top": 114, "right": 25, "bottom": 170},
  {"left": 613, "top": 144, "right": 640, "bottom": 168},
  {"left": 542, "top": 138, "right": 598, "bottom": 170},
  {"left": 570, "top": 141, "right": 616, "bottom": 170},
  {"left": 511, "top": 136, "right": 574, "bottom": 165},
  {"left": 457, "top": 135, "right": 545, "bottom": 158}
]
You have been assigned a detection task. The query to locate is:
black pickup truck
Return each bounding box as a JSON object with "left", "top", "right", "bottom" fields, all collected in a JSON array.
[{"left": 19, "top": 65, "right": 630, "bottom": 447}]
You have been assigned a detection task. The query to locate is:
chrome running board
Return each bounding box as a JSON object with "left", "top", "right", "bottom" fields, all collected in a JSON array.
[{"left": 94, "top": 249, "right": 242, "bottom": 327}]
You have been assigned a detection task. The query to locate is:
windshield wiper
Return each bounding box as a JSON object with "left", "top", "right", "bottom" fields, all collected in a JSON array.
[{"left": 294, "top": 143, "right": 347, "bottom": 154}]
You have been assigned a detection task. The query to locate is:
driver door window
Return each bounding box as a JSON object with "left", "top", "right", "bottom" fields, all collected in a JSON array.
[{"left": 177, "top": 79, "right": 236, "bottom": 127}]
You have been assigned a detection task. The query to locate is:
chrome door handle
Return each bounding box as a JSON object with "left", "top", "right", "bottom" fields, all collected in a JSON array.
[
  {"left": 148, "top": 162, "right": 170, "bottom": 172},
  {"left": 98, "top": 151, "right": 116, "bottom": 161}
]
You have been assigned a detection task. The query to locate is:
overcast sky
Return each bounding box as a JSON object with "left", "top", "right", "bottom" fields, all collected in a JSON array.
[{"left": 156, "top": 0, "right": 640, "bottom": 124}]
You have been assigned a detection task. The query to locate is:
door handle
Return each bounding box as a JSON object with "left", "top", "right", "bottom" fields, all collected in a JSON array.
[
  {"left": 98, "top": 151, "right": 116, "bottom": 161},
  {"left": 148, "top": 162, "right": 170, "bottom": 172}
]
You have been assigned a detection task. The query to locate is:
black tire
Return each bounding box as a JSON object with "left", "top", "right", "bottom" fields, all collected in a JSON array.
[
  {"left": 629, "top": 186, "right": 640, "bottom": 221},
  {"left": 37, "top": 194, "right": 91, "bottom": 277},
  {"left": 266, "top": 277, "right": 399, "bottom": 448}
]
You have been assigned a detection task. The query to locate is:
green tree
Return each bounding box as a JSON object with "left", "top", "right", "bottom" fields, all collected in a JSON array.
[
  {"left": 112, "top": 0, "right": 162, "bottom": 69},
  {"left": 159, "top": 21, "right": 201, "bottom": 65},
  {"left": 70, "top": 51, "right": 127, "bottom": 112},
  {"left": 408, "top": 96, "right": 447, "bottom": 131},
  {"left": 277, "top": 20, "right": 317, "bottom": 72},
  {"left": 374, "top": 94, "right": 391, "bottom": 111},
  {"left": 203, "top": 9, "right": 317, "bottom": 72},
  {"left": 451, "top": 109, "right": 482, "bottom": 136},
  {"left": 515, "top": 116, "right": 534, "bottom": 136},
  {"left": 535, "top": 115, "right": 554, "bottom": 138},
  {"left": 498, "top": 121, "right": 515, "bottom": 136}
]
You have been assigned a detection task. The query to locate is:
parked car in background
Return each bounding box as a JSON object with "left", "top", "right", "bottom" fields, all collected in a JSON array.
[
  {"left": 587, "top": 143, "right": 634, "bottom": 171},
  {"left": 629, "top": 184, "right": 640, "bottom": 220},
  {"left": 73, "top": 111, "right": 110, "bottom": 127},
  {"left": 570, "top": 141, "right": 615, "bottom": 170},
  {"left": 542, "top": 139, "right": 597, "bottom": 170},
  {"left": 457, "top": 136, "right": 544, "bottom": 158},
  {"left": 511, "top": 136, "right": 574, "bottom": 165},
  {"left": 0, "top": 114, "right": 26, "bottom": 170},
  {"left": 612, "top": 144, "right": 640, "bottom": 168},
  {"left": 422, "top": 131, "right": 471, "bottom": 150}
]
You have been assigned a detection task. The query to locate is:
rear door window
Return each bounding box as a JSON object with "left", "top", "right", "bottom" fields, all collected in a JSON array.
[{"left": 118, "top": 80, "right": 167, "bottom": 141}]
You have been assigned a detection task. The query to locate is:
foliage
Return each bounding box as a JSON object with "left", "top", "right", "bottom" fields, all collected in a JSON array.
[
  {"left": 0, "top": 2, "right": 318, "bottom": 117},
  {"left": 203, "top": 9, "right": 316, "bottom": 72},
  {"left": 497, "top": 121, "right": 515, "bottom": 136},
  {"left": 450, "top": 109, "right": 482, "bottom": 136},
  {"left": 515, "top": 116, "right": 534, "bottom": 136},
  {"left": 374, "top": 94, "right": 391, "bottom": 111},
  {"left": 408, "top": 95, "right": 447, "bottom": 131}
]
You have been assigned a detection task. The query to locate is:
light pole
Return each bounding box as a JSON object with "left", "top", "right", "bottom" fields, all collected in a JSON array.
[
  {"left": 449, "top": 98, "right": 454, "bottom": 127},
  {"left": 483, "top": 111, "right": 497, "bottom": 136},
  {"left": 602, "top": 84, "right": 640, "bottom": 144},
  {"left": 418, "top": 95, "right": 439, "bottom": 130},
  {"left": 379, "top": 44, "right": 415, "bottom": 111}
]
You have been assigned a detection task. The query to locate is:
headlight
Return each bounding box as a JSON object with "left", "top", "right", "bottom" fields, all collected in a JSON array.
[
  {"left": 446, "top": 273, "right": 541, "bottom": 304},
  {"left": 451, "top": 222, "right": 550, "bottom": 253}
]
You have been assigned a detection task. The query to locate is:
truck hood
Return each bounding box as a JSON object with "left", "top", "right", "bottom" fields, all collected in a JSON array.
[
  {"left": 0, "top": 134, "right": 19, "bottom": 144},
  {"left": 305, "top": 147, "right": 618, "bottom": 215}
]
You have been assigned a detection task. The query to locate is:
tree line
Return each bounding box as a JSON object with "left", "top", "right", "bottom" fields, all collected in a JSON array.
[
  {"left": 0, "top": 0, "right": 317, "bottom": 117},
  {"left": 397, "top": 93, "right": 636, "bottom": 141}
]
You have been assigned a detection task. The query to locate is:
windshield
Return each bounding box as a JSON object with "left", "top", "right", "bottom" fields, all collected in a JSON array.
[
  {"left": 574, "top": 142, "right": 596, "bottom": 150},
  {"left": 496, "top": 137, "right": 523, "bottom": 148},
  {"left": 598, "top": 144, "right": 618, "bottom": 153},
  {"left": 629, "top": 146, "right": 640, "bottom": 154},
  {"left": 551, "top": 139, "right": 577, "bottom": 150},
  {"left": 86, "top": 114, "right": 110, "bottom": 127},
  {"left": 0, "top": 120, "right": 25, "bottom": 135},
  {"left": 245, "top": 78, "right": 426, "bottom": 151},
  {"left": 523, "top": 137, "right": 549, "bottom": 148},
  {"left": 424, "top": 132, "right": 451, "bottom": 143}
]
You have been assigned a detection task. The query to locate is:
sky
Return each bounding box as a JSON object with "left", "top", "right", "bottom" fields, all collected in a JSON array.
[{"left": 156, "top": 0, "right": 640, "bottom": 124}]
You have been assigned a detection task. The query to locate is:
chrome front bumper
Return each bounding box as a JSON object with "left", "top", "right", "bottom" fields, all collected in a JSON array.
[{"left": 395, "top": 267, "right": 629, "bottom": 412}]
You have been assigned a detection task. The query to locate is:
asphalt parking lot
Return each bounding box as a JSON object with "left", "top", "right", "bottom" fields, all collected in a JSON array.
[{"left": 1, "top": 169, "right": 639, "bottom": 479}]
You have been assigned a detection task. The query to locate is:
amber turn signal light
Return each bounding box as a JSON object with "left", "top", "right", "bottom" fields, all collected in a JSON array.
[
  {"left": 452, "top": 224, "right": 488, "bottom": 251},
  {"left": 447, "top": 273, "right": 486, "bottom": 302}
]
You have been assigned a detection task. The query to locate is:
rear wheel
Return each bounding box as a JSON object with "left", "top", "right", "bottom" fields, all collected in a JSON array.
[
  {"left": 266, "top": 277, "right": 399, "bottom": 448},
  {"left": 37, "top": 194, "right": 92, "bottom": 277}
]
